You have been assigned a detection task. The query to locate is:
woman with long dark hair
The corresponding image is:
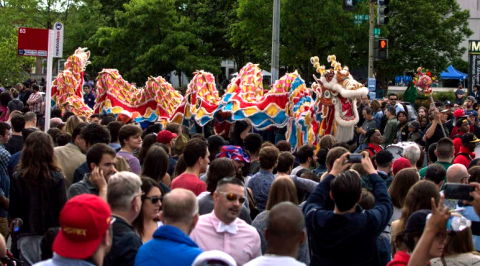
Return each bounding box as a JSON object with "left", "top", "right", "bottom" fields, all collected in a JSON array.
[
  {"left": 9, "top": 131, "right": 67, "bottom": 235},
  {"left": 390, "top": 180, "right": 440, "bottom": 256},
  {"left": 137, "top": 134, "right": 158, "bottom": 166},
  {"left": 396, "top": 111, "right": 409, "bottom": 143},
  {"left": 141, "top": 144, "right": 170, "bottom": 193},
  {"left": 132, "top": 177, "right": 163, "bottom": 243}
]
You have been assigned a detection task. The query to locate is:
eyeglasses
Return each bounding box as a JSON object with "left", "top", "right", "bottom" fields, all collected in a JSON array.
[
  {"left": 389, "top": 98, "right": 397, "bottom": 101},
  {"left": 217, "top": 191, "right": 246, "bottom": 204},
  {"left": 145, "top": 196, "right": 163, "bottom": 204},
  {"left": 132, "top": 191, "right": 145, "bottom": 202}
]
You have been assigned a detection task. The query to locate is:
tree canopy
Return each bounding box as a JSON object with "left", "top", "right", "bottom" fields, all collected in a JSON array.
[{"left": 0, "top": 0, "right": 474, "bottom": 87}]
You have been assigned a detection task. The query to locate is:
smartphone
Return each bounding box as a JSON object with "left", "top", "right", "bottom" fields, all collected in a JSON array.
[
  {"left": 347, "top": 154, "right": 363, "bottom": 164},
  {"left": 444, "top": 184, "right": 475, "bottom": 201}
]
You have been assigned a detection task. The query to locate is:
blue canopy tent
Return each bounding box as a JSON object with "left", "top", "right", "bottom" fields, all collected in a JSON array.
[
  {"left": 440, "top": 65, "right": 467, "bottom": 88},
  {"left": 440, "top": 65, "right": 468, "bottom": 80}
]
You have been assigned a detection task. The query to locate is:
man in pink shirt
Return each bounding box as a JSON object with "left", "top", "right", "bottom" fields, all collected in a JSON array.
[
  {"left": 190, "top": 177, "right": 261, "bottom": 265},
  {"left": 170, "top": 138, "right": 209, "bottom": 196}
]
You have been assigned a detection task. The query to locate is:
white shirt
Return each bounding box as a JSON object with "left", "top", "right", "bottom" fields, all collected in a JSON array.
[
  {"left": 291, "top": 166, "right": 307, "bottom": 176},
  {"left": 244, "top": 255, "right": 306, "bottom": 266}
]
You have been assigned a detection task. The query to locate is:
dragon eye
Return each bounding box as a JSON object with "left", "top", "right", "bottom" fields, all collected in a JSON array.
[{"left": 324, "top": 90, "right": 331, "bottom": 99}]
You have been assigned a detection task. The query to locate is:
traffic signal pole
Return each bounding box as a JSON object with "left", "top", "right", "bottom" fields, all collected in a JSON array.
[
  {"left": 368, "top": 0, "right": 375, "bottom": 78},
  {"left": 271, "top": 0, "right": 280, "bottom": 84}
]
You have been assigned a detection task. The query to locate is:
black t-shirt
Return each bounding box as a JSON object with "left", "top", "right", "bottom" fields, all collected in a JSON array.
[
  {"left": 425, "top": 122, "right": 449, "bottom": 149},
  {"left": 22, "top": 90, "right": 32, "bottom": 106},
  {"left": 5, "top": 135, "right": 23, "bottom": 155},
  {"left": 398, "top": 123, "right": 409, "bottom": 142},
  {"left": 444, "top": 119, "right": 454, "bottom": 135}
]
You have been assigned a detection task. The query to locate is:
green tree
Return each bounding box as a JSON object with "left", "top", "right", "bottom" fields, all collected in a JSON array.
[
  {"left": 231, "top": 0, "right": 370, "bottom": 83},
  {"left": 177, "top": 0, "right": 249, "bottom": 68},
  {"left": 88, "top": 0, "right": 220, "bottom": 86},
  {"left": 376, "top": 0, "right": 472, "bottom": 87},
  {"left": 0, "top": 0, "right": 108, "bottom": 79},
  {"left": 0, "top": 28, "right": 35, "bottom": 86}
]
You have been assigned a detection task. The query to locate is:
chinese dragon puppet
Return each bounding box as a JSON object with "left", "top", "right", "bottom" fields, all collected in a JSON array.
[
  {"left": 170, "top": 70, "right": 221, "bottom": 126},
  {"left": 311, "top": 55, "right": 369, "bottom": 142},
  {"left": 51, "top": 47, "right": 93, "bottom": 117},
  {"left": 282, "top": 71, "right": 317, "bottom": 151},
  {"left": 95, "top": 70, "right": 183, "bottom": 124},
  {"left": 219, "top": 63, "right": 289, "bottom": 130}
]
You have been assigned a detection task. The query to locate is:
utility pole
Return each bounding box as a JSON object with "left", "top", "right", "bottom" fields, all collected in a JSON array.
[
  {"left": 271, "top": 0, "right": 280, "bottom": 83},
  {"left": 368, "top": 0, "right": 375, "bottom": 78}
]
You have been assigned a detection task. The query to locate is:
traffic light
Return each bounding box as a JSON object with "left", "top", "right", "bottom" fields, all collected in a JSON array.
[
  {"left": 343, "top": 0, "right": 358, "bottom": 11},
  {"left": 374, "top": 39, "right": 388, "bottom": 59},
  {"left": 377, "top": 0, "right": 389, "bottom": 25}
]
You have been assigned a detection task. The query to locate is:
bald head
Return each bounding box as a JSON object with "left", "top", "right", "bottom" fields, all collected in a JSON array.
[
  {"left": 162, "top": 188, "right": 198, "bottom": 225},
  {"left": 447, "top": 164, "right": 469, "bottom": 184},
  {"left": 266, "top": 202, "right": 304, "bottom": 246},
  {"left": 50, "top": 117, "right": 63, "bottom": 128}
]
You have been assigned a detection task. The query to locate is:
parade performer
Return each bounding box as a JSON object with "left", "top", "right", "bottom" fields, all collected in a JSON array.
[
  {"left": 415, "top": 67, "right": 446, "bottom": 137},
  {"left": 310, "top": 55, "right": 368, "bottom": 142}
]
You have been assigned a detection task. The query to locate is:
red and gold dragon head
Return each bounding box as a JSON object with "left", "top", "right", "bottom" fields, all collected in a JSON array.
[{"left": 310, "top": 55, "right": 369, "bottom": 142}]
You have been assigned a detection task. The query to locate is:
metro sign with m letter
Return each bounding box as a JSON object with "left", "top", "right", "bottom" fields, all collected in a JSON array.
[
  {"left": 17, "top": 27, "right": 49, "bottom": 57},
  {"left": 470, "top": 41, "right": 480, "bottom": 55}
]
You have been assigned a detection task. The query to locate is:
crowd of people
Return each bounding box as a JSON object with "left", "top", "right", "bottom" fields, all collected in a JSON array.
[{"left": 0, "top": 80, "right": 480, "bottom": 266}]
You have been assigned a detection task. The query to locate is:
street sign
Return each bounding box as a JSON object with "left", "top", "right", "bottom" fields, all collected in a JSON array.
[
  {"left": 17, "top": 28, "right": 49, "bottom": 57},
  {"left": 354, "top": 14, "right": 369, "bottom": 24},
  {"left": 53, "top": 22, "right": 64, "bottom": 58},
  {"left": 368, "top": 78, "right": 376, "bottom": 92},
  {"left": 374, "top": 28, "right": 380, "bottom": 36}
]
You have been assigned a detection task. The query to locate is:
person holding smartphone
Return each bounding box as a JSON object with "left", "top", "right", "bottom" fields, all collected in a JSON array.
[{"left": 303, "top": 152, "right": 393, "bottom": 265}]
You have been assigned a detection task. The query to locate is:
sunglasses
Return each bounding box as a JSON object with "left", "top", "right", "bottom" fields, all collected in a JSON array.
[
  {"left": 145, "top": 196, "right": 163, "bottom": 204},
  {"left": 217, "top": 191, "right": 246, "bottom": 204}
]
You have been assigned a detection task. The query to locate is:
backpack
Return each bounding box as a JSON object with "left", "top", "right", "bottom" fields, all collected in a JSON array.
[
  {"left": 363, "top": 146, "right": 377, "bottom": 157},
  {"left": 453, "top": 152, "right": 471, "bottom": 162},
  {"left": 452, "top": 134, "right": 463, "bottom": 141},
  {"left": 363, "top": 147, "right": 379, "bottom": 168}
]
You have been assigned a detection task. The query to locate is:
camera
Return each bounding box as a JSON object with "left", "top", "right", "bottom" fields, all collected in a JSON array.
[{"left": 347, "top": 154, "right": 363, "bottom": 164}]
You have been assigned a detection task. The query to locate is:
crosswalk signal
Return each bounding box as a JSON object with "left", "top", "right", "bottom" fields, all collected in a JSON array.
[
  {"left": 379, "top": 39, "right": 387, "bottom": 50},
  {"left": 377, "top": 0, "right": 389, "bottom": 25},
  {"left": 374, "top": 39, "right": 388, "bottom": 60}
]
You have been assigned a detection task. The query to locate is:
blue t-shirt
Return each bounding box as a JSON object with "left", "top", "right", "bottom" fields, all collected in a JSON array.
[
  {"left": 455, "top": 89, "right": 465, "bottom": 104},
  {"left": 83, "top": 93, "right": 96, "bottom": 109}
]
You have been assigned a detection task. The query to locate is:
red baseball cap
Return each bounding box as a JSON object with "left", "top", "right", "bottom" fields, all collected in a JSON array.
[
  {"left": 454, "top": 109, "right": 465, "bottom": 118},
  {"left": 392, "top": 157, "right": 412, "bottom": 175},
  {"left": 157, "top": 130, "right": 177, "bottom": 144},
  {"left": 53, "top": 194, "right": 112, "bottom": 259}
]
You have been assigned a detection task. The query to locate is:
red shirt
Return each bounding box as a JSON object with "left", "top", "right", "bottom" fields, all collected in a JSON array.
[
  {"left": 387, "top": 251, "right": 410, "bottom": 266},
  {"left": 214, "top": 122, "right": 231, "bottom": 139},
  {"left": 452, "top": 131, "right": 466, "bottom": 156},
  {"left": 367, "top": 143, "right": 383, "bottom": 157},
  {"left": 453, "top": 146, "right": 475, "bottom": 169},
  {"left": 170, "top": 173, "right": 207, "bottom": 196}
]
